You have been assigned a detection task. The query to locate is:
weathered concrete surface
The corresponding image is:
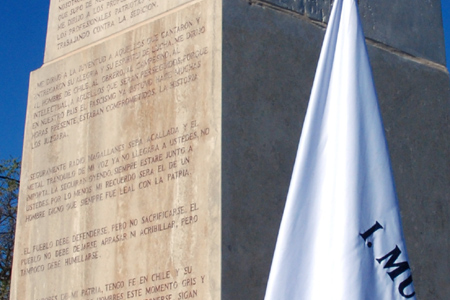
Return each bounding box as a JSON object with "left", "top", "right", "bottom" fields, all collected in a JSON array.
[
  {"left": 255, "top": 0, "right": 446, "bottom": 64},
  {"left": 222, "top": 0, "right": 450, "bottom": 299},
  {"left": 371, "top": 45, "right": 450, "bottom": 299},
  {"left": 13, "top": 0, "right": 450, "bottom": 299},
  {"left": 11, "top": 1, "right": 222, "bottom": 299},
  {"left": 44, "top": 0, "right": 195, "bottom": 62}
]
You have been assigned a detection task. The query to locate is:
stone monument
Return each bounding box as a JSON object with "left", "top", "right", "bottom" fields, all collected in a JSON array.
[{"left": 10, "top": 0, "right": 450, "bottom": 299}]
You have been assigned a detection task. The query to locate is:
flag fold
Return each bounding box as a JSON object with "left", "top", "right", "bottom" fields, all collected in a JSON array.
[{"left": 264, "top": 0, "right": 416, "bottom": 298}]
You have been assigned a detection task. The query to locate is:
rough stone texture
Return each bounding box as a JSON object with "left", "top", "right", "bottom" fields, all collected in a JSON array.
[
  {"left": 222, "top": 0, "right": 450, "bottom": 299},
  {"left": 44, "top": 0, "right": 195, "bottom": 62},
  {"left": 257, "top": 0, "right": 446, "bottom": 64},
  {"left": 222, "top": 3, "right": 319, "bottom": 298},
  {"left": 11, "top": 1, "right": 222, "bottom": 299},
  {"left": 12, "top": 0, "right": 450, "bottom": 299},
  {"left": 370, "top": 46, "right": 450, "bottom": 298}
]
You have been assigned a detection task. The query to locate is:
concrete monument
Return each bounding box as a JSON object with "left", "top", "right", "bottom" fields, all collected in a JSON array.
[
  {"left": 10, "top": 0, "right": 450, "bottom": 299},
  {"left": 12, "top": 1, "right": 221, "bottom": 299}
]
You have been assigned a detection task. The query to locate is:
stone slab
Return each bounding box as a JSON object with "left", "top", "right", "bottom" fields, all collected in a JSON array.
[
  {"left": 255, "top": 0, "right": 446, "bottom": 65},
  {"left": 369, "top": 45, "right": 450, "bottom": 299},
  {"left": 12, "top": 0, "right": 450, "bottom": 299},
  {"left": 44, "top": 0, "right": 196, "bottom": 62},
  {"left": 222, "top": 0, "right": 450, "bottom": 298},
  {"left": 11, "top": 1, "right": 222, "bottom": 299}
]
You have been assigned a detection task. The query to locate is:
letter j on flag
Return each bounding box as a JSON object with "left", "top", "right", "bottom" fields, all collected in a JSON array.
[{"left": 264, "top": 0, "right": 416, "bottom": 299}]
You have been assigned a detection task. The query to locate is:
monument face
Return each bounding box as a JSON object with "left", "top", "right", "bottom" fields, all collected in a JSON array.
[
  {"left": 255, "top": 0, "right": 446, "bottom": 64},
  {"left": 12, "top": 1, "right": 221, "bottom": 299},
  {"left": 11, "top": 0, "right": 450, "bottom": 299},
  {"left": 45, "top": 0, "right": 197, "bottom": 62}
]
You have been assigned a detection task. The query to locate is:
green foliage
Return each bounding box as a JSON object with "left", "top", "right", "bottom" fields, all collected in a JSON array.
[{"left": 0, "top": 158, "right": 20, "bottom": 300}]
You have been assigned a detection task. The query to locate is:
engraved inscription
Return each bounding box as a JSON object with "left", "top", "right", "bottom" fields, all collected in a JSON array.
[
  {"left": 24, "top": 121, "right": 209, "bottom": 224},
  {"left": 12, "top": 1, "right": 221, "bottom": 299},
  {"left": 32, "top": 15, "right": 207, "bottom": 149},
  {"left": 46, "top": 0, "right": 195, "bottom": 61}
]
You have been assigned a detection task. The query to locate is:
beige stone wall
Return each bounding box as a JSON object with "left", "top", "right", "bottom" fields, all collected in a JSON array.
[
  {"left": 45, "top": 0, "right": 197, "bottom": 62},
  {"left": 11, "top": 1, "right": 222, "bottom": 299}
]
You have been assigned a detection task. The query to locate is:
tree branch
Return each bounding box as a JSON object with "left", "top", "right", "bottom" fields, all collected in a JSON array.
[{"left": 0, "top": 176, "right": 19, "bottom": 185}]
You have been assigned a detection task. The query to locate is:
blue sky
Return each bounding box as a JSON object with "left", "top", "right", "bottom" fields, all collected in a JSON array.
[
  {"left": 0, "top": 1, "right": 449, "bottom": 161},
  {"left": 0, "top": 2, "right": 50, "bottom": 160}
]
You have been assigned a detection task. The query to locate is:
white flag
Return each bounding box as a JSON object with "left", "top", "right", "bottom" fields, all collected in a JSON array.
[{"left": 264, "top": 0, "right": 416, "bottom": 299}]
